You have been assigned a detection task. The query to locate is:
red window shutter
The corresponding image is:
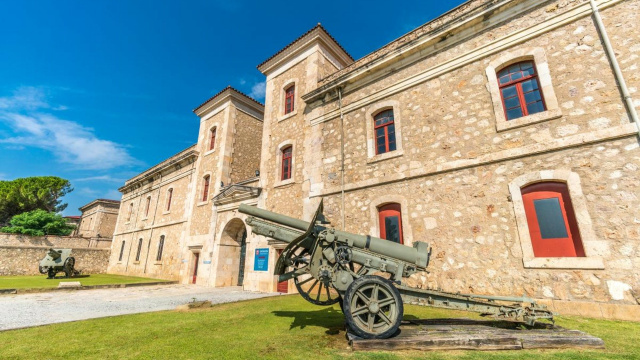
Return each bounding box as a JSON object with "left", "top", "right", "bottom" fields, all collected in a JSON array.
[
  {"left": 284, "top": 85, "right": 295, "bottom": 114},
  {"left": 497, "top": 61, "right": 546, "bottom": 120},
  {"left": 373, "top": 109, "right": 397, "bottom": 155},
  {"left": 202, "top": 176, "right": 210, "bottom": 202},
  {"left": 378, "top": 203, "right": 404, "bottom": 244},
  {"left": 522, "top": 182, "right": 585, "bottom": 257},
  {"left": 209, "top": 128, "right": 216, "bottom": 151},
  {"left": 281, "top": 146, "right": 292, "bottom": 180}
]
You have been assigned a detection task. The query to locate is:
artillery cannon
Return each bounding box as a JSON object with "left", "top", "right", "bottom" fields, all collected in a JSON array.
[
  {"left": 39, "top": 248, "right": 78, "bottom": 279},
  {"left": 239, "top": 201, "right": 554, "bottom": 339}
]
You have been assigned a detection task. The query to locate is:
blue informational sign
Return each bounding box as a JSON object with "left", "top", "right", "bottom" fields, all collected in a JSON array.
[{"left": 253, "top": 248, "right": 269, "bottom": 271}]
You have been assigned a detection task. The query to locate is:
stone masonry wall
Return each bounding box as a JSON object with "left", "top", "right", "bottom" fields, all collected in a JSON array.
[
  {"left": 0, "top": 246, "right": 110, "bottom": 276},
  {"left": 229, "top": 110, "right": 263, "bottom": 184}
]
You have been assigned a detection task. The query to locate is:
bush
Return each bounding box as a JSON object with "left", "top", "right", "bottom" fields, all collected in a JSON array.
[{"left": 0, "top": 209, "right": 75, "bottom": 236}]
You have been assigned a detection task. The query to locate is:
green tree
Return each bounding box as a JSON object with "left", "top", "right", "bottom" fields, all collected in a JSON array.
[
  {"left": 1, "top": 209, "right": 75, "bottom": 236},
  {"left": 0, "top": 176, "right": 73, "bottom": 225}
]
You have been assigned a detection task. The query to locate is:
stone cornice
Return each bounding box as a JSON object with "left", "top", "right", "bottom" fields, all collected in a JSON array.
[
  {"left": 78, "top": 199, "right": 121, "bottom": 212},
  {"left": 119, "top": 146, "right": 198, "bottom": 193},
  {"left": 194, "top": 86, "right": 264, "bottom": 119}
]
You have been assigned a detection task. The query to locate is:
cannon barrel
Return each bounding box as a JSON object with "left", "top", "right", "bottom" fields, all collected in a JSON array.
[
  {"left": 47, "top": 248, "right": 61, "bottom": 260},
  {"left": 239, "top": 204, "right": 429, "bottom": 269}
]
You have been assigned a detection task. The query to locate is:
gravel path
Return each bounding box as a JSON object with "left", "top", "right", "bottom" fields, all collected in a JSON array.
[{"left": 0, "top": 284, "right": 279, "bottom": 331}]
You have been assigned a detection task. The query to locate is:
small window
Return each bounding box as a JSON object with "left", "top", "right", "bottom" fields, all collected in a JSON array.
[
  {"left": 127, "top": 202, "right": 134, "bottom": 222},
  {"left": 497, "top": 61, "right": 546, "bottom": 120},
  {"left": 144, "top": 196, "right": 151, "bottom": 217},
  {"left": 522, "top": 182, "right": 585, "bottom": 257},
  {"left": 374, "top": 109, "right": 396, "bottom": 155},
  {"left": 156, "top": 235, "right": 165, "bottom": 261},
  {"left": 378, "top": 203, "right": 403, "bottom": 244},
  {"left": 202, "top": 175, "right": 210, "bottom": 202},
  {"left": 118, "top": 241, "right": 126, "bottom": 261},
  {"left": 209, "top": 128, "right": 216, "bottom": 151},
  {"left": 281, "top": 146, "right": 292, "bottom": 181},
  {"left": 166, "top": 188, "right": 173, "bottom": 211},
  {"left": 284, "top": 84, "right": 295, "bottom": 114},
  {"left": 135, "top": 238, "right": 143, "bottom": 261}
]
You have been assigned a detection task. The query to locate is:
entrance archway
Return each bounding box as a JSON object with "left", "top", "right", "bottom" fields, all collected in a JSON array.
[{"left": 215, "top": 218, "right": 248, "bottom": 287}]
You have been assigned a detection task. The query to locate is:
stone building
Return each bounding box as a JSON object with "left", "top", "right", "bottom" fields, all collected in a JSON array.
[
  {"left": 108, "top": 0, "right": 640, "bottom": 320},
  {"left": 77, "top": 199, "right": 120, "bottom": 242}
]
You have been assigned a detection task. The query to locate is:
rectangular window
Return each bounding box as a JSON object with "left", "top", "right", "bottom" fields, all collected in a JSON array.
[
  {"left": 209, "top": 128, "right": 216, "bottom": 151},
  {"left": 378, "top": 203, "right": 404, "bottom": 244},
  {"left": 118, "top": 241, "right": 126, "bottom": 261},
  {"left": 284, "top": 85, "right": 295, "bottom": 114},
  {"left": 202, "top": 176, "right": 210, "bottom": 202},
  {"left": 156, "top": 235, "right": 165, "bottom": 261},
  {"left": 374, "top": 110, "right": 397, "bottom": 155},
  {"left": 135, "top": 239, "right": 143, "bottom": 261},
  {"left": 497, "top": 61, "right": 546, "bottom": 120},
  {"left": 166, "top": 189, "right": 173, "bottom": 211},
  {"left": 144, "top": 197, "right": 151, "bottom": 217},
  {"left": 281, "top": 146, "right": 292, "bottom": 181}
]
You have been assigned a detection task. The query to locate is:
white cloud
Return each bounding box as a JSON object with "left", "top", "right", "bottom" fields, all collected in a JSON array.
[
  {"left": 249, "top": 81, "right": 266, "bottom": 100},
  {"left": 0, "top": 87, "right": 137, "bottom": 170},
  {"left": 0, "top": 173, "right": 7, "bottom": 181},
  {"left": 103, "top": 189, "right": 123, "bottom": 200},
  {"left": 75, "top": 175, "right": 127, "bottom": 183}
]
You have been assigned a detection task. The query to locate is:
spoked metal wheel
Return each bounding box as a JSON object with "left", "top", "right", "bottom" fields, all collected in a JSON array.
[
  {"left": 289, "top": 247, "right": 340, "bottom": 306},
  {"left": 343, "top": 275, "right": 403, "bottom": 339},
  {"left": 63, "top": 257, "right": 75, "bottom": 278}
]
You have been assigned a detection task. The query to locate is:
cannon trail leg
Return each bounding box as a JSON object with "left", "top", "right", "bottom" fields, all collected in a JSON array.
[{"left": 344, "top": 275, "right": 403, "bottom": 339}]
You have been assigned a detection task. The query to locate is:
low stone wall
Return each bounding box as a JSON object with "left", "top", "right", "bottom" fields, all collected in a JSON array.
[
  {"left": 0, "top": 234, "right": 111, "bottom": 249},
  {"left": 0, "top": 246, "right": 111, "bottom": 276}
]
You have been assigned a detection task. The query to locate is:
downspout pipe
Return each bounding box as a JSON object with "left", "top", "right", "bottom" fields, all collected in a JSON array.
[
  {"left": 338, "top": 87, "right": 346, "bottom": 231},
  {"left": 589, "top": 0, "right": 640, "bottom": 136}
]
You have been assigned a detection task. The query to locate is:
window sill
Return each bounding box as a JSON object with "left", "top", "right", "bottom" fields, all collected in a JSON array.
[
  {"left": 278, "top": 110, "right": 298, "bottom": 122},
  {"left": 133, "top": 261, "right": 140, "bottom": 265},
  {"left": 274, "top": 178, "right": 295, "bottom": 188},
  {"left": 196, "top": 200, "right": 209, "bottom": 207},
  {"left": 367, "top": 150, "right": 404, "bottom": 165},
  {"left": 162, "top": 210, "right": 171, "bottom": 215},
  {"left": 204, "top": 148, "right": 217, "bottom": 156},
  {"left": 496, "top": 109, "right": 562, "bottom": 132},
  {"left": 154, "top": 261, "right": 162, "bottom": 265},
  {"left": 523, "top": 256, "right": 604, "bottom": 269}
]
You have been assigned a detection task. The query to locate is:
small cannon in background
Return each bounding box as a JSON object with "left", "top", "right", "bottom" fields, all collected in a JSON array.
[
  {"left": 39, "top": 248, "right": 78, "bottom": 279},
  {"left": 239, "top": 201, "right": 554, "bottom": 339}
]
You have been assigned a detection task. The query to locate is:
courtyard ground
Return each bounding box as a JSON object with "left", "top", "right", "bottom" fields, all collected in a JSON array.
[
  {"left": 0, "top": 294, "right": 637, "bottom": 360},
  {"left": 0, "top": 274, "right": 170, "bottom": 290},
  {"left": 0, "top": 284, "right": 278, "bottom": 331}
]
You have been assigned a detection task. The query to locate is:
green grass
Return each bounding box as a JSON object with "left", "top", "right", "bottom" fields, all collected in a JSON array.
[
  {"left": 0, "top": 295, "right": 637, "bottom": 360},
  {"left": 0, "top": 274, "right": 169, "bottom": 289}
]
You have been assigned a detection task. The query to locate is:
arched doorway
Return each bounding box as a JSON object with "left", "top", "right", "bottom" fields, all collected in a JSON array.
[{"left": 216, "top": 218, "right": 248, "bottom": 287}]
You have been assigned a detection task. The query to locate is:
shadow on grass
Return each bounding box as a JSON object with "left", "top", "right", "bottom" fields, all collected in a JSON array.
[
  {"left": 272, "top": 307, "right": 345, "bottom": 335},
  {"left": 47, "top": 274, "right": 91, "bottom": 280}
]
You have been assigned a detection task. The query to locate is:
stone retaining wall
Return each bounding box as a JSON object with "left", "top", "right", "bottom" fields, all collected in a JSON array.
[
  {"left": 0, "top": 234, "right": 112, "bottom": 249},
  {"left": 0, "top": 246, "right": 111, "bottom": 276}
]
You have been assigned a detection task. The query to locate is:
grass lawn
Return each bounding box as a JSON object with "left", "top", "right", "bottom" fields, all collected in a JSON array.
[
  {"left": 0, "top": 295, "right": 637, "bottom": 360},
  {"left": 0, "top": 274, "right": 169, "bottom": 290}
]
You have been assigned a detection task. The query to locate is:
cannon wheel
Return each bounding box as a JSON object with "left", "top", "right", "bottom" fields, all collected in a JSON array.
[
  {"left": 47, "top": 268, "right": 56, "bottom": 279},
  {"left": 64, "top": 257, "right": 75, "bottom": 278},
  {"left": 343, "top": 275, "right": 403, "bottom": 339},
  {"left": 38, "top": 266, "right": 48, "bottom": 274},
  {"left": 289, "top": 247, "right": 340, "bottom": 306}
]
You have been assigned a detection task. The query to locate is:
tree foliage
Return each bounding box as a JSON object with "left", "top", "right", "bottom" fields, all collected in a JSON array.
[
  {"left": 0, "top": 176, "right": 73, "bottom": 225},
  {"left": 0, "top": 209, "right": 75, "bottom": 236}
]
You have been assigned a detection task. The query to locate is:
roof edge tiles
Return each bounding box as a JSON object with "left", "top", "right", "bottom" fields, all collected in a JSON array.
[
  {"left": 257, "top": 24, "right": 354, "bottom": 76},
  {"left": 79, "top": 199, "right": 121, "bottom": 212},
  {"left": 193, "top": 86, "right": 264, "bottom": 115}
]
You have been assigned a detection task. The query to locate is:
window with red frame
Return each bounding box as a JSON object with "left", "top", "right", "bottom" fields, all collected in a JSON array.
[
  {"left": 378, "top": 203, "right": 404, "bottom": 244},
  {"left": 521, "top": 182, "right": 585, "bottom": 257},
  {"left": 498, "top": 61, "right": 546, "bottom": 120},
  {"left": 284, "top": 84, "right": 295, "bottom": 114},
  {"left": 202, "top": 175, "right": 210, "bottom": 202},
  {"left": 166, "top": 188, "right": 173, "bottom": 211},
  {"left": 281, "top": 146, "right": 292, "bottom": 181},
  {"left": 374, "top": 109, "right": 396, "bottom": 155},
  {"left": 209, "top": 128, "right": 216, "bottom": 151}
]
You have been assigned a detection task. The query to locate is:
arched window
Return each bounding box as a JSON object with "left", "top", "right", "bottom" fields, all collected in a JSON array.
[
  {"left": 127, "top": 202, "right": 134, "bottom": 222},
  {"left": 135, "top": 238, "right": 143, "bottom": 261},
  {"left": 521, "top": 182, "right": 585, "bottom": 257},
  {"left": 202, "top": 175, "right": 210, "bottom": 202},
  {"left": 374, "top": 109, "right": 396, "bottom": 155},
  {"left": 281, "top": 146, "right": 292, "bottom": 181},
  {"left": 209, "top": 127, "right": 216, "bottom": 151},
  {"left": 118, "top": 241, "right": 126, "bottom": 261},
  {"left": 497, "top": 61, "right": 545, "bottom": 120},
  {"left": 378, "top": 203, "right": 403, "bottom": 244},
  {"left": 156, "top": 235, "right": 165, "bottom": 261},
  {"left": 284, "top": 84, "right": 295, "bottom": 114},
  {"left": 166, "top": 188, "right": 173, "bottom": 211},
  {"left": 144, "top": 196, "right": 151, "bottom": 217}
]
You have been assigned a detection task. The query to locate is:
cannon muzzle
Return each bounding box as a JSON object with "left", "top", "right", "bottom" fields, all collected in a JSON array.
[{"left": 48, "top": 248, "right": 61, "bottom": 260}]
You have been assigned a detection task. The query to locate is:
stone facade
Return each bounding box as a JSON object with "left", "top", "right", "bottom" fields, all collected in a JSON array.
[
  {"left": 76, "top": 199, "right": 120, "bottom": 247},
  {"left": 108, "top": 0, "right": 640, "bottom": 320}
]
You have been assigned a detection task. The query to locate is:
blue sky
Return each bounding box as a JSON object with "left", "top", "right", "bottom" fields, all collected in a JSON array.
[{"left": 0, "top": 0, "right": 466, "bottom": 215}]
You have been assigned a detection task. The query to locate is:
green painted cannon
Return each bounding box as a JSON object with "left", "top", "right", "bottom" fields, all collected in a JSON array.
[
  {"left": 239, "top": 201, "right": 554, "bottom": 339},
  {"left": 39, "top": 248, "right": 77, "bottom": 279}
]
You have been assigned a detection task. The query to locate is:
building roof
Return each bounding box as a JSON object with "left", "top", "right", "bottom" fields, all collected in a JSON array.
[
  {"left": 193, "top": 86, "right": 264, "bottom": 114},
  {"left": 257, "top": 24, "right": 354, "bottom": 76},
  {"left": 119, "top": 145, "right": 199, "bottom": 192},
  {"left": 64, "top": 216, "right": 81, "bottom": 219},
  {"left": 79, "top": 199, "right": 121, "bottom": 212}
]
